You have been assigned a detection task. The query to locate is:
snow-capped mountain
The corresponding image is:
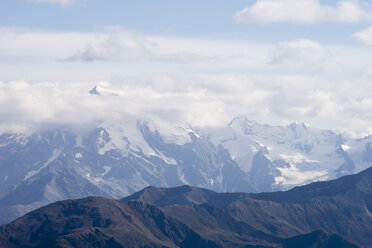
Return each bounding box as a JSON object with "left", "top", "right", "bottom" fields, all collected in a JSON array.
[
  {"left": 0, "top": 118, "right": 252, "bottom": 224},
  {"left": 209, "top": 115, "right": 363, "bottom": 191},
  {"left": 0, "top": 116, "right": 371, "bottom": 224}
]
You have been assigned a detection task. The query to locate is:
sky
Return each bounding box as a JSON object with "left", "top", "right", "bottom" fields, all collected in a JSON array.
[{"left": 1, "top": 0, "right": 372, "bottom": 136}]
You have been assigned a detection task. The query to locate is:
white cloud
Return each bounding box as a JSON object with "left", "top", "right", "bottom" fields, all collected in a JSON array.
[
  {"left": 364, "top": 64, "right": 372, "bottom": 74},
  {"left": 352, "top": 25, "right": 372, "bottom": 45},
  {"left": 0, "top": 27, "right": 273, "bottom": 81},
  {"left": 235, "top": 0, "right": 372, "bottom": 24},
  {"left": 157, "top": 53, "right": 215, "bottom": 63},
  {"left": 67, "top": 29, "right": 231, "bottom": 64},
  {"left": 0, "top": 77, "right": 229, "bottom": 133},
  {"left": 270, "top": 39, "right": 329, "bottom": 65},
  {"left": 0, "top": 27, "right": 370, "bottom": 79},
  {"left": 68, "top": 29, "right": 156, "bottom": 62},
  {"left": 1, "top": 27, "right": 372, "bottom": 136},
  {"left": 1, "top": 74, "right": 372, "bottom": 137}
]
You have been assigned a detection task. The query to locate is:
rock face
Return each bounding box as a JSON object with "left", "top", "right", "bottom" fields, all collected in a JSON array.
[
  {"left": 1, "top": 167, "right": 371, "bottom": 248},
  {"left": 1, "top": 116, "right": 372, "bottom": 225}
]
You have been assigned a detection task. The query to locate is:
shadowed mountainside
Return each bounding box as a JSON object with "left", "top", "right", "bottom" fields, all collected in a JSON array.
[{"left": 2, "top": 167, "right": 371, "bottom": 247}]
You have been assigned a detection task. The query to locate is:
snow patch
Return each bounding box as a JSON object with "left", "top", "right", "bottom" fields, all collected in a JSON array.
[
  {"left": 75, "top": 153, "right": 83, "bottom": 159},
  {"left": 251, "top": 146, "right": 258, "bottom": 153},
  {"left": 14, "top": 134, "right": 29, "bottom": 146},
  {"left": 154, "top": 124, "right": 192, "bottom": 145},
  {"left": 149, "top": 152, "right": 177, "bottom": 165},
  {"left": 279, "top": 153, "right": 320, "bottom": 164},
  {"left": 341, "top": 144, "right": 351, "bottom": 151},
  {"left": 177, "top": 167, "right": 189, "bottom": 184},
  {"left": 255, "top": 140, "right": 265, "bottom": 147},
  {"left": 98, "top": 120, "right": 150, "bottom": 156},
  {"left": 275, "top": 165, "right": 327, "bottom": 185},
  {"left": 216, "top": 168, "right": 223, "bottom": 184},
  {"left": 102, "top": 166, "right": 111, "bottom": 176}
]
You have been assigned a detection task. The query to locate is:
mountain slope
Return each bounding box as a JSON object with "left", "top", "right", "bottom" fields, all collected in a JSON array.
[
  {"left": 0, "top": 121, "right": 252, "bottom": 225},
  {"left": 1, "top": 116, "right": 372, "bottom": 225},
  {"left": 0, "top": 197, "right": 190, "bottom": 248},
  {"left": 209, "top": 116, "right": 372, "bottom": 190},
  {"left": 250, "top": 166, "right": 372, "bottom": 203},
  {"left": 123, "top": 167, "right": 372, "bottom": 247},
  {"left": 0, "top": 197, "right": 358, "bottom": 248},
  {"left": 2, "top": 167, "right": 371, "bottom": 247}
]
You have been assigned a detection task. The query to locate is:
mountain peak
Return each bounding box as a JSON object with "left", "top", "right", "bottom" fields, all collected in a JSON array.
[
  {"left": 89, "top": 86, "right": 100, "bottom": 96},
  {"left": 228, "top": 115, "right": 259, "bottom": 127},
  {"left": 122, "top": 184, "right": 245, "bottom": 208},
  {"left": 288, "top": 122, "right": 309, "bottom": 130},
  {"left": 2, "top": 167, "right": 370, "bottom": 247}
]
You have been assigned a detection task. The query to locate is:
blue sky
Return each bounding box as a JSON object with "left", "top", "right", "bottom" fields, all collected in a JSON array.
[
  {"left": 1, "top": 0, "right": 370, "bottom": 42},
  {"left": 1, "top": 0, "right": 372, "bottom": 136},
  {"left": 1, "top": 0, "right": 249, "bottom": 33}
]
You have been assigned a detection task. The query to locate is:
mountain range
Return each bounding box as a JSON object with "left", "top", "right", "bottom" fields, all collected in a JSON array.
[
  {"left": 2, "top": 166, "right": 371, "bottom": 247},
  {"left": 0, "top": 116, "right": 372, "bottom": 224}
]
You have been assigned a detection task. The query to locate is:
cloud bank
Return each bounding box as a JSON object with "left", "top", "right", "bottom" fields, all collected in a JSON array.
[
  {"left": 68, "top": 29, "right": 156, "bottom": 62},
  {"left": 235, "top": 0, "right": 372, "bottom": 24},
  {"left": 1, "top": 73, "right": 372, "bottom": 137},
  {"left": 352, "top": 25, "right": 372, "bottom": 45},
  {"left": 270, "top": 39, "right": 329, "bottom": 65},
  {"left": 1, "top": 28, "right": 372, "bottom": 136}
]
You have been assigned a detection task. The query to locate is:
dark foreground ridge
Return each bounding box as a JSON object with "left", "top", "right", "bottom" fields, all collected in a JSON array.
[{"left": 1, "top": 167, "right": 372, "bottom": 247}]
